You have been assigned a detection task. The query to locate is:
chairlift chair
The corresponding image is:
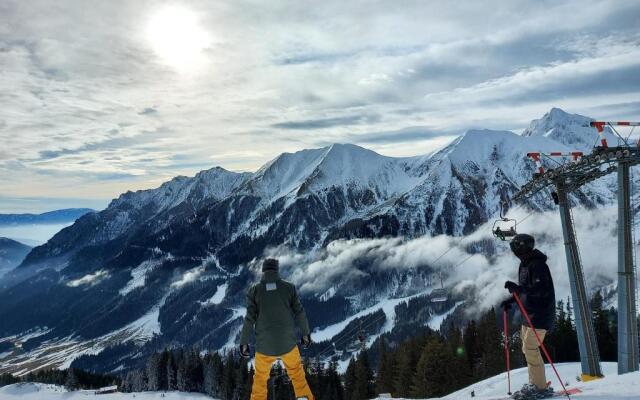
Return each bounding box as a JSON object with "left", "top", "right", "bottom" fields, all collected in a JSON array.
[
  {"left": 331, "top": 342, "right": 344, "bottom": 358},
  {"left": 346, "top": 321, "right": 367, "bottom": 352},
  {"left": 346, "top": 340, "right": 360, "bottom": 352},
  {"left": 430, "top": 288, "right": 448, "bottom": 303},
  {"left": 492, "top": 202, "right": 517, "bottom": 241},
  {"left": 331, "top": 342, "right": 344, "bottom": 357},
  {"left": 430, "top": 272, "right": 448, "bottom": 303}
]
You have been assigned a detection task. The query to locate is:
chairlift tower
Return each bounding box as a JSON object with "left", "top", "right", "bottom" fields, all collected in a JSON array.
[
  {"left": 555, "top": 180, "right": 602, "bottom": 378},
  {"left": 513, "top": 121, "right": 640, "bottom": 377}
]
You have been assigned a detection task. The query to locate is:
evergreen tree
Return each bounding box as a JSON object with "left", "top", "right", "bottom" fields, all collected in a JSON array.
[
  {"left": 245, "top": 364, "right": 255, "bottom": 400},
  {"left": 447, "top": 324, "right": 472, "bottom": 388},
  {"left": 235, "top": 357, "right": 249, "bottom": 400},
  {"left": 64, "top": 369, "right": 79, "bottom": 391},
  {"left": 128, "top": 369, "right": 147, "bottom": 392},
  {"left": 204, "top": 352, "right": 223, "bottom": 398},
  {"left": 189, "top": 349, "right": 204, "bottom": 393},
  {"left": 410, "top": 337, "right": 455, "bottom": 398},
  {"left": 322, "top": 359, "right": 344, "bottom": 400},
  {"left": 304, "top": 356, "right": 320, "bottom": 399},
  {"left": 391, "top": 347, "right": 412, "bottom": 398},
  {"left": 546, "top": 299, "right": 579, "bottom": 362},
  {"left": 221, "top": 352, "right": 236, "bottom": 400},
  {"left": 146, "top": 352, "right": 162, "bottom": 391},
  {"left": 0, "top": 373, "right": 20, "bottom": 387},
  {"left": 177, "top": 350, "right": 188, "bottom": 392},
  {"left": 374, "top": 338, "right": 394, "bottom": 395},
  {"left": 173, "top": 348, "right": 203, "bottom": 392},
  {"left": 352, "top": 351, "right": 374, "bottom": 400},
  {"left": 474, "top": 308, "right": 503, "bottom": 380},
  {"left": 344, "top": 358, "right": 357, "bottom": 400},
  {"left": 167, "top": 351, "right": 178, "bottom": 391},
  {"left": 463, "top": 319, "right": 479, "bottom": 371},
  {"left": 591, "top": 290, "right": 616, "bottom": 361}
]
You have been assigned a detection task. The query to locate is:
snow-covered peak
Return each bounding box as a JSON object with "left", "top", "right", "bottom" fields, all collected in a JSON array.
[
  {"left": 110, "top": 166, "right": 249, "bottom": 212},
  {"left": 441, "top": 129, "right": 518, "bottom": 166},
  {"left": 189, "top": 167, "right": 252, "bottom": 202},
  {"left": 246, "top": 143, "right": 425, "bottom": 200},
  {"left": 522, "top": 107, "right": 617, "bottom": 151},
  {"left": 431, "top": 128, "right": 571, "bottom": 174},
  {"left": 303, "top": 143, "right": 424, "bottom": 194},
  {"left": 246, "top": 146, "right": 330, "bottom": 198}
]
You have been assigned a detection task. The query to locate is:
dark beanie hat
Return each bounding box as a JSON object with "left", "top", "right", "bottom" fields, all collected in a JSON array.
[{"left": 262, "top": 258, "right": 279, "bottom": 272}]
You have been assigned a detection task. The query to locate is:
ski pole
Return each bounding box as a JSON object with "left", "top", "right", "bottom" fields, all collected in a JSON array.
[
  {"left": 502, "top": 308, "right": 512, "bottom": 396},
  {"left": 513, "top": 292, "right": 570, "bottom": 399}
]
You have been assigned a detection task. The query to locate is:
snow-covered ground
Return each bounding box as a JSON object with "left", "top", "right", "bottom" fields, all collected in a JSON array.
[
  {"left": 429, "top": 362, "right": 640, "bottom": 399},
  {"left": 0, "top": 383, "right": 211, "bottom": 399},
  {"left": 2, "top": 362, "right": 639, "bottom": 399}
]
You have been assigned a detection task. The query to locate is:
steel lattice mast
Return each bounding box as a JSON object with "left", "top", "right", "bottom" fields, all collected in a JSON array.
[{"left": 513, "top": 121, "right": 640, "bottom": 378}]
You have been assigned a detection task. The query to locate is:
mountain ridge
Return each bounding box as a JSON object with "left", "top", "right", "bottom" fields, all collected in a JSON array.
[
  {"left": 0, "top": 107, "right": 630, "bottom": 376},
  {"left": 0, "top": 237, "right": 32, "bottom": 279},
  {"left": 0, "top": 209, "right": 94, "bottom": 226}
]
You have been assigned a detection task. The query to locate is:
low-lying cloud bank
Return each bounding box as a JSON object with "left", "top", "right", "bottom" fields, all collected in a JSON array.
[{"left": 266, "top": 206, "right": 621, "bottom": 313}]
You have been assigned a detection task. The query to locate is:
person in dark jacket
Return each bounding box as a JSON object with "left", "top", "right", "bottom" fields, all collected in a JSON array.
[
  {"left": 240, "top": 258, "right": 314, "bottom": 400},
  {"left": 501, "top": 233, "right": 555, "bottom": 391}
]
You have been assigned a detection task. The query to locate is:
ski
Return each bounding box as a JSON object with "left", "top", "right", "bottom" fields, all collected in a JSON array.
[
  {"left": 555, "top": 387, "right": 582, "bottom": 396},
  {"left": 494, "top": 387, "right": 582, "bottom": 400}
]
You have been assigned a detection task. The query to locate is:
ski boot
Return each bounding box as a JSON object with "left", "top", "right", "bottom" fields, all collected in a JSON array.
[{"left": 511, "top": 383, "right": 554, "bottom": 400}]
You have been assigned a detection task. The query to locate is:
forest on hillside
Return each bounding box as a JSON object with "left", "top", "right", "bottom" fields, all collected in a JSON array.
[{"left": 1, "top": 290, "right": 628, "bottom": 400}]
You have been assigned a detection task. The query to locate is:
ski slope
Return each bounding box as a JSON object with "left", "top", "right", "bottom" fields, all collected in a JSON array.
[
  {"left": 0, "top": 383, "right": 211, "bottom": 399},
  {"left": 2, "top": 363, "right": 639, "bottom": 399},
  {"left": 430, "top": 362, "right": 640, "bottom": 399}
]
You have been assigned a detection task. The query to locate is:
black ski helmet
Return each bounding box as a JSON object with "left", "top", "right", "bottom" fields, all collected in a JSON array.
[
  {"left": 509, "top": 233, "right": 535, "bottom": 257},
  {"left": 262, "top": 258, "right": 279, "bottom": 272}
]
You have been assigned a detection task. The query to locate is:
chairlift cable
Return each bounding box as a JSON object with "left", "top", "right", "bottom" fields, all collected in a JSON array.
[
  {"left": 314, "top": 198, "right": 539, "bottom": 359},
  {"left": 625, "top": 126, "right": 636, "bottom": 142},
  {"left": 608, "top": 123, "right": 631, "bottom": 147},
  {"left": 313, "top": 245, "right": 481, "bottom": 360}
]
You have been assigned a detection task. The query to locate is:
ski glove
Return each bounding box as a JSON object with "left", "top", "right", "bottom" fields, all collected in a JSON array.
[
  {"left": 504, "top": 281, "right": 522, "bottom": 294},
  {"left": 239, "top": 344, "right": 250, "bottom": 358},
  {"left": 301, "top": 335, "right": 312, "bottom": 349}
]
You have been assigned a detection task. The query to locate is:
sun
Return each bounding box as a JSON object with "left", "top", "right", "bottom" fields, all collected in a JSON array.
[{"left": 146, "top": 5, "right": 211, "bottom": 72}]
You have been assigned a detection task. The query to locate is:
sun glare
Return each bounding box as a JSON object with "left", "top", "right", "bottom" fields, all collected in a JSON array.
[{"left": 146, "top": 5, "right": 211, "bottom": 72}]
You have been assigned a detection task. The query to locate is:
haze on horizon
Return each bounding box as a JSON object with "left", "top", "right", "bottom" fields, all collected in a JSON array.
[{"left": 1, "top": 0, "right": 639, "bottom": 213}]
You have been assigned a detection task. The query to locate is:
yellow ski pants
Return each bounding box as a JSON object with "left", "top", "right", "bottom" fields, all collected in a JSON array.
[{"left": 251, "top": 346, "right": 314, "bottom": 400}]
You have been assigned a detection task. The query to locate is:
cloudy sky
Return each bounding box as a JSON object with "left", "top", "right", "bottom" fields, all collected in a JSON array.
[{"left": 1, "top": 0, "right": 639, "bottom": 213}]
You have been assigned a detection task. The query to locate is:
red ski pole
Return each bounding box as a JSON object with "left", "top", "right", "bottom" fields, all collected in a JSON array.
[
  {"left": 503, "top": 308, "right": 512, "bottom": 396},
  {"left": 513, "top": 292, "right": 570, "bottom": 399}
]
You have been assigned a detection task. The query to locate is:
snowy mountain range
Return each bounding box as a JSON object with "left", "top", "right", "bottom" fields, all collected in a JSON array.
[
  {"left": 0, "top": 209, "right": 94, "bottom": 226},
  {"left": 0, "top": 108, "right": 630, "bottom": 376}
]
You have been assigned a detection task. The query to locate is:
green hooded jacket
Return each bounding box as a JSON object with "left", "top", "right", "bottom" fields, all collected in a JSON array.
[{"left": 239, "top": 270, "right": 311, "bottom": 356}]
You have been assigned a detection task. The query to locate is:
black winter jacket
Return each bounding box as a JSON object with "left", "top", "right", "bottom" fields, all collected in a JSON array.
[{"left": 517, "top": 249, "right": 556, "bottom": 331}]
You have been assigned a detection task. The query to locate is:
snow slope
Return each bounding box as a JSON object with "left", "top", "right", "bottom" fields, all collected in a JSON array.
[
  {"left": 422, "top": 362, "right": 640, "bottom": 399},
  {"left": 245, "top": 143, "right": 424, "bottom": 200},
  {"left": 2, "top": 363, "right": 638, "bottom": 399},
  {"left": 0, "top": 383, "right": 211, "bottom": 399}
]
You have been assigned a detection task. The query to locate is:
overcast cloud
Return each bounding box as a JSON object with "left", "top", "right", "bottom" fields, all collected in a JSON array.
[{"left": 1, "top": 0, "right": 639, "bottom": 212}]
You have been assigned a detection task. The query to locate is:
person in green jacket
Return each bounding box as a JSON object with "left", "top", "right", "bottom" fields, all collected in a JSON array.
[{"left": 240, "top": 258, "right": 314, "bottom": 400}]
